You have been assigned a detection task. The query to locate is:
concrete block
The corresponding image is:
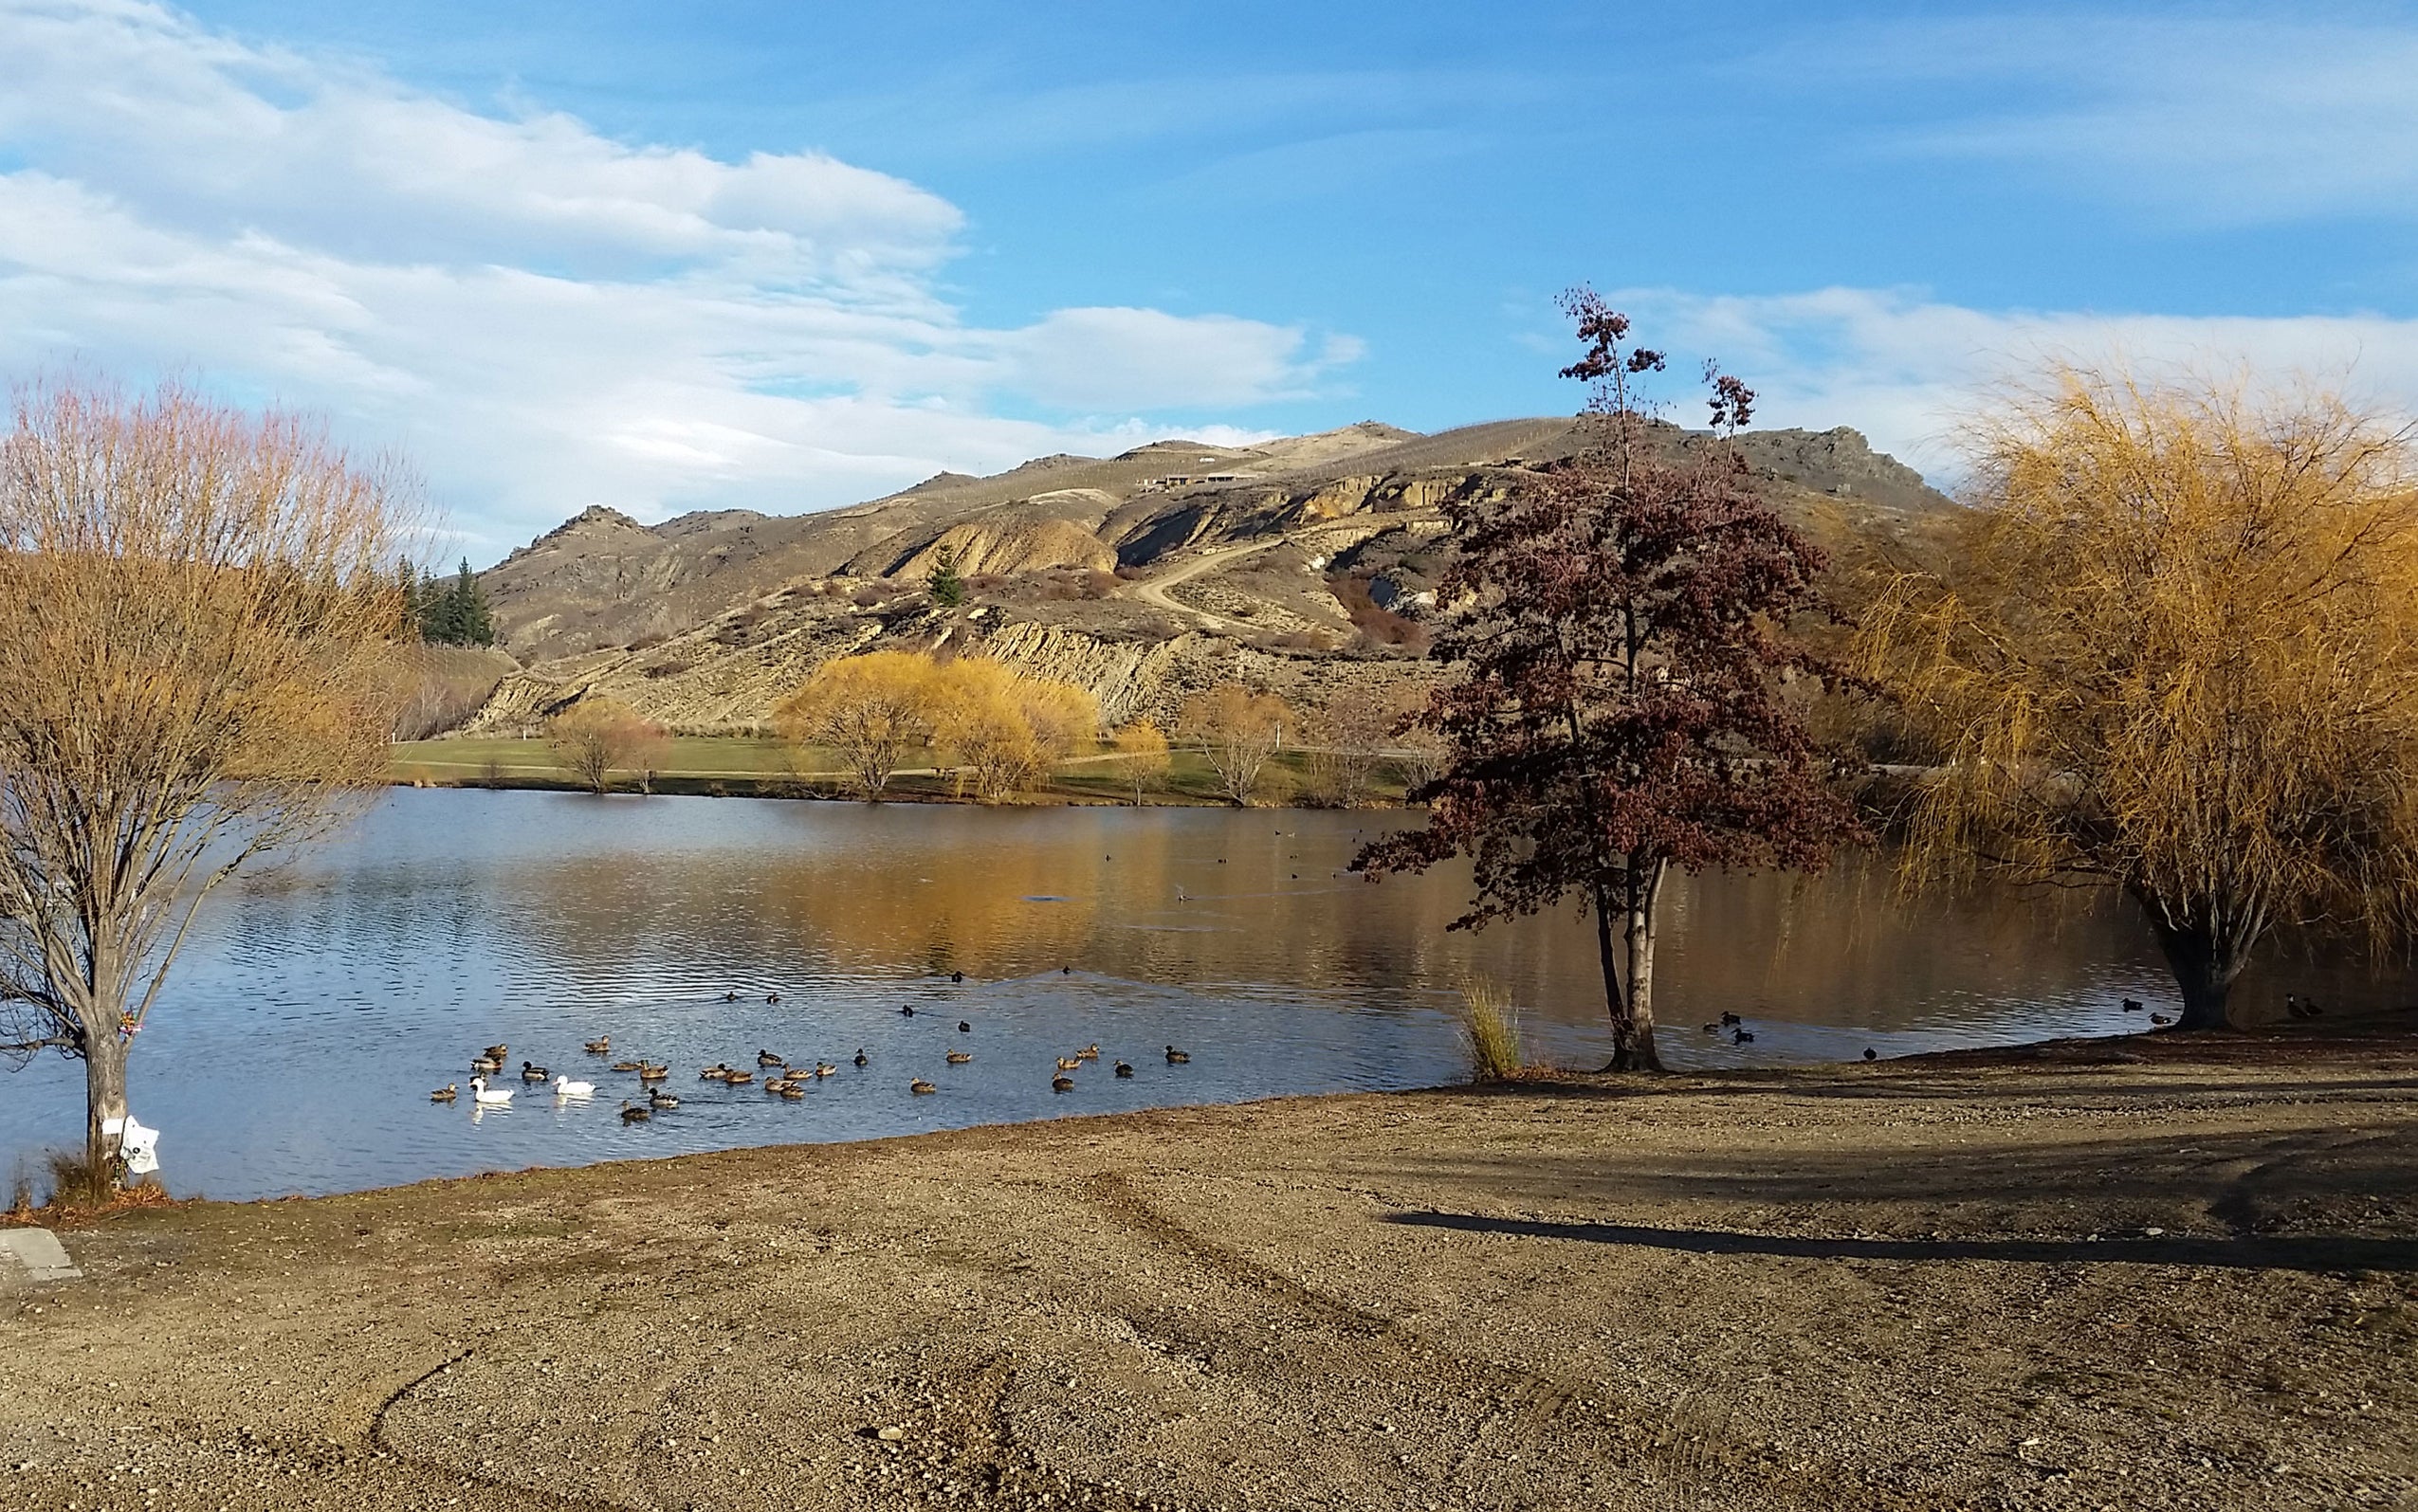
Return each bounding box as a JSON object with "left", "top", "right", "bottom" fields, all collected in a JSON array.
[{"left": 0, "top": 1228, "right": 82, "bottom": 1284}]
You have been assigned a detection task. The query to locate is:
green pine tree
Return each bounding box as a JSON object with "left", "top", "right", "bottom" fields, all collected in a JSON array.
[
  {"left": 926, "top": 543, "right": 965, "bottom": 609},
  {"left": 397, "top": 558, "right": 424, "bottom": 640},
  {"left": 449, "top": 558, "right": 496, "bottom": 647}
]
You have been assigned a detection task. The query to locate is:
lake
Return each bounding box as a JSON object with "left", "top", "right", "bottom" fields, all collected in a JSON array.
[{"left": 0, "top": 789, "right": 2399, "bottom": 1202}]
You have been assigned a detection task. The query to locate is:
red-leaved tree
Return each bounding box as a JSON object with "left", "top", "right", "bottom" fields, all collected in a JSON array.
[{"left": 1356, "top": 291, "right": 1869, "bottom": 1070}]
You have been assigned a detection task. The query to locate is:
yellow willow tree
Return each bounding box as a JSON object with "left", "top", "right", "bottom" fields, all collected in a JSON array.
[
  {"left": 773, "top": 650, "right": 938, "bottom": 799},
  {"left": 0, "top": 377, "right": 415, "bottom": 1175},
  {"left": 931, "top": 658, "right": 1098, "bottom": 801},
  {"left": 1859, "top": 365, "right": 2418, "bottom": 1029}
]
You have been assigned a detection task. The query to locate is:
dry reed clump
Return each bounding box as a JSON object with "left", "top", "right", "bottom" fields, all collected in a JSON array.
[
  {"left": 2, "top": 1150, "right": 178, "bottom": 1223},
  {"left": 1459, "top": 981, "right": 1524, "bottom": 1083}
]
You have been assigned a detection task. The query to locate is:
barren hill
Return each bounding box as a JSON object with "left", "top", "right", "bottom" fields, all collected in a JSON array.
[{"left": 455, "top": 417, "right": 1952, "bottom": 738}]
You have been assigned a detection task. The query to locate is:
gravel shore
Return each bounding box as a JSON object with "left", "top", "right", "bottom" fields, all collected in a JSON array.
[{"left": 4, "top": 1031, "right": 2414, "bottom": 1511}]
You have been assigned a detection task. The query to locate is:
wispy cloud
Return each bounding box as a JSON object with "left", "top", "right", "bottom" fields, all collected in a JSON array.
[
  {"left": 0, "top": 1, "right": 1357, "bottom": 551},
  {"left": 1791, "top": 13, "right": 2418, "bottom": 226},
  {"left": 1618, "top": 284, "right": 2418, "bottom": 481}
]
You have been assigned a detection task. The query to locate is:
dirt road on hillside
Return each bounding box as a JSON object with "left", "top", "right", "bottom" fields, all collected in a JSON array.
[{"left": 4, "top": 1033, "right": 2415, "bottom": 1511}]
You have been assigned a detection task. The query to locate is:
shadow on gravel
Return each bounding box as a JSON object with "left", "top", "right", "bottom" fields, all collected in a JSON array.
[{"left": 1383, "top": 1210, "right": 2418, "bottom": 1274}]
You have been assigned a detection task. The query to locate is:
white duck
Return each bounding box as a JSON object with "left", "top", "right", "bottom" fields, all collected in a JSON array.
[
  {"left": 467, "top": 1076, "right": 514, "bottom": 1106},
  {"left": 552, "top": 1074, "right": 595, "bottom": 1099}
]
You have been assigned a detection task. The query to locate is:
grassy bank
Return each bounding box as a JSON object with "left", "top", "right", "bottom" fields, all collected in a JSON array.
[{"left": 391, "top": 735, "right": 1409, "bottom": 806}]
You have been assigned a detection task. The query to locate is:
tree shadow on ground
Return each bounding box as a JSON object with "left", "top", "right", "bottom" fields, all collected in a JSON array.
[{"left": 1380, "top": 1210, "right": 2418, "bottom": 1274}]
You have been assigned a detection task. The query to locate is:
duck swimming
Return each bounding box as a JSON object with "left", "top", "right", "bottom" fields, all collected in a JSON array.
[
  {"left": 621, "top": 1101, "right": 650, "bottom": 1122},
  {"left": 722, "top": 1068, "right": 754, "bottom": 1084},
  {"left": 521, "top": 1061, "right": 551, "bottom": 1083},
  {"left": 814, "top": 1062, "right": 837, "bottom": 1078},
  {"left": 909, "top": 1079, "right": 937, "bottom": 1095},
  {"left": 1165, "top": 1047, "right": 1190, "bottom": 1064},
  {"left": 852, "top": 1049, "right": 869, "bottom": 1066},
  {"left": 553, "top": 1074, "right": 595, "bottom": 1098},
  {"left": 1075, "top": 1045, "right": 1099, "bottom": 1061},
  {"left": 1052, "top": 1075, "right": 1075, "bottom": 1093},
  {"left": 1055, "top": 1057, "right": 1082, "bottom": 1072},
  {"left": 758, "top": 1049, "right": 786, "bottom": 1067},
  {"left": 470, "top": 1055, "right": 503, "bottom": 1075},
  {"left": 900, "top": 1004, "right": 916, "bottom": 1017},
  {"left": 648, "top": 1087, "right": 679, "bottom": 1109},
  {"left": 779, "top": 1082, "right": 806, "bottom": 1100},
  {"left": 467, "top": 1076, "right": 513, "bottom": 1106},
  {"left": 584, "top": 1037, "right": 612, "bottom": 1054},
  {"left": 1113, "top": 1061, "right": 1133, "bottom": 1079},
  {"left": 430, "top": 1084, "right": 458, "bottom": 1102},
  {"left": 946, "top": 1050, "right": 972, "bottom": 1065},
  {"left": 637, "top": 1063, "right": 669, "bottom": 1081},
  {"left": 611, "top": 1060, "right": 642, "bottom": 1073},
  {"left": 958, "top": 1021, "right": 972, "bottom": 1033},
  {"left": 701, "top": 1063, "right": 733, "bottom": 1080}
]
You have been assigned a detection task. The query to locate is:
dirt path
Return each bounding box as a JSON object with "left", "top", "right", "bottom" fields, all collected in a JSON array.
[
  {"left": 4, "top": 1035, "right": 2416, "bottom": 1510},
  {"left": 1127, "top": 515, "right": 1439, "bottom": 633}
]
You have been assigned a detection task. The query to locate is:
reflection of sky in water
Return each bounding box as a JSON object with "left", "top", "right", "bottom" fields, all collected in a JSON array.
[{"left": 2, "top": 790, "right": 2407, "bottom": 1201}]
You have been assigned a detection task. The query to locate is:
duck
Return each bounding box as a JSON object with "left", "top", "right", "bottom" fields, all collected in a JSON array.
[
  {"left": 2121, "top": 998, "right": 2145, "bottom": 1013},
  {"left": 611, "top": 1059, "right": 643, "bottom": 1073},
  {"left": 1055, "top": 1057, "right": 1083, "bottom": 1072},
  {"left": 620, "top": 1101, "right": 650, "bottom": 1123},
  {"left": 1113, "top": 1061, "right": 1133, "bottom": 1079},
  {"left": 757, "top": 1049, "right": 786, "bottom": 1066},
  {"left": 957, "top": 1021, "right": 972, "bottom": 1033},
  {"left": 763, "top": 1077, "right": 794, "bottom": 1094},
  {"left": 766, "top": 992, "right": 781, "bottom": 1004},
  {"left": 814, "top": 1062, "right": 837, "bottom": 1078},
  {"left": 1862, "top": 1048, "right": 1878, "bottom": 1062},
  {"left": 2151, "top": 1012, "right": 2174, "bottom": 1027},
  {"left": 1718, "top": 1012, "right": 1742, "bottom": 1028},
  {"left": 779, "top": 1082, "right": 806, "bottom": 1100},
  {"left": 722, "top": 1068, "right": 754, "bottom": 1085},
  {"left": 467, "top": 1076, "right": 513, "bottom": 1106},
  {"left": 483, "top": 1043, "right": 510, "bottom": 1061},
  {"left": 521, "top": 1061, "right": 551, "bottom": 1083},
  {"left": 470, "top": 1054, "right": 504, "bottom": 1075},
  {"left": 584, "top": 1036, "right": 612, "bottom": 1054},
  {"left": 1052, "top": 1075, "right": 1075, "bottom": 1093},
  {"left": 553, "top": 1074, "right": 596, "bottom": 1098},
  {"left": 430, "top": 1083, "right": 458, "bottom": 1102},
  {"left": 1165, "top": 1047, "right": 1190, "bottom": 1064},
  {"left": 723, "top": 991, "right": 740, "bottom": 1002},
  {"left": 950, "top": 971, "right": 964, "bottom": 984},
  {"left": 701, "top": 1063, "right": 733, "bottom": 1080},
  {"left": 1061, "top": 965, "right": 1073, "bottom": 975},
  {"left": 852, "top": 1049, "right": 869, "bottom": 1067},
  {"left": 637, "top": 1063, "right": 669, "bottom": 1082},
  {"left": 1732, "top": 1029, "right": 1756, "bottom": 1045},
  {"left": 647, "top": 1087, "right": 679, "bottom": 1110},
  {"left": 1700, "top": 1023, "right": 1720, "bottom": 1033},
  {"left": 900, "top": 1004, "right": 916, "bottom": 1017},
  {"left": 909, "top": 1079, "right": 938, "bottom": 1096},
  {"left": 946, "top": 1050, "right": 972, "bottom": 1066},
  {"left": 1075, "top": 1045, "right": 1099, "bottom": 1061}
]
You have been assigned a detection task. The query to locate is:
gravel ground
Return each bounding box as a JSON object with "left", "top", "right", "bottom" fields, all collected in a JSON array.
[{"left": 3, "top": 1031, "right": 2415, "bottom": 1511}]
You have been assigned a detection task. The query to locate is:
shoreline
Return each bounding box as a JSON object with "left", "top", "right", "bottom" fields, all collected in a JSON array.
[{"left": 5, "top": 1032, "right": 2412, "bottom": 1509}]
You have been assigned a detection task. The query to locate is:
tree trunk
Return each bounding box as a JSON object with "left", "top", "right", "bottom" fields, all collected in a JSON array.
[
  {"left": 2145, "top": 912, "right": 2245, "bottom": 1031},
  {"left": 1588, "top": 878, "right": 1634, "bottom": 1068},
  {"left": 82, "top": 1032, "right": 130, "bottom": 1181},
  {"left": 1617, "top": 857, "right": 1667, "bottom": 1072}
]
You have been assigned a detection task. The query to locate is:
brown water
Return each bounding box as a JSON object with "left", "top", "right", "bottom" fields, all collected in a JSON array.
[{"left": 0, "top": 789, "right": 2401, "bottom": 1202}]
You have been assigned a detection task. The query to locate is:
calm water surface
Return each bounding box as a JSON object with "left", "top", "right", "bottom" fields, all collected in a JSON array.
[{"left": 1, "top": 790, "right": 2402, "bottom": 1201}]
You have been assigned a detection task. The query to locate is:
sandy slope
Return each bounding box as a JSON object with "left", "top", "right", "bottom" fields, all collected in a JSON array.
[{"left": 3, "top": 1034, "right": 2414, "bottom": 1511}]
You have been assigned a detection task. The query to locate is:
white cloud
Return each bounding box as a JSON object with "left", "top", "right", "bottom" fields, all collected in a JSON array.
[
  {"left": 0, "top": 1, "right": 1352, "bottom": 551},
  {"left": 1616, "top": 285, "right": 2418, "bottom": 483}
]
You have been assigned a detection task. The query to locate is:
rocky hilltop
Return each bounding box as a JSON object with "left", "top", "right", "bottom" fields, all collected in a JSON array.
[{"left": 453, "top": 417, "right": 1952, "bottom": 737}]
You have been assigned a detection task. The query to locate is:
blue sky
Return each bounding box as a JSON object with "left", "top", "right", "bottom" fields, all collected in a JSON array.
[{"left": 4, "top": 2, "right": 2414, "bottom": 558}]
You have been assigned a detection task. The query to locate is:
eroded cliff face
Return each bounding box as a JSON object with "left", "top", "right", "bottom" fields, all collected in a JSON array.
[{"left": 451, "top": 416, "right": 1953, "bottom": 737}]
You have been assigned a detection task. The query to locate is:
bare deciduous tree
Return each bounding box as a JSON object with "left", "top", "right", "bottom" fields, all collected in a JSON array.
[
  {"left": 0, "top": 377, "right": 414, "bottom": 1176},
  {"left": 1179, "top": 684, "right": 1294, "bottom": 806},
  {"left": 547, "top": 697, "right": 669, "bottom": 794},
  {"left": 1859, "top": 364, "right": 2418, "bottom": 1029}
]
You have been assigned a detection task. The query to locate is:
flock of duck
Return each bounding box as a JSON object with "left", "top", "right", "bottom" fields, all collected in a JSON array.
[{"left": 427, "top": 990, "right": 1192, "bottom": 1124}]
